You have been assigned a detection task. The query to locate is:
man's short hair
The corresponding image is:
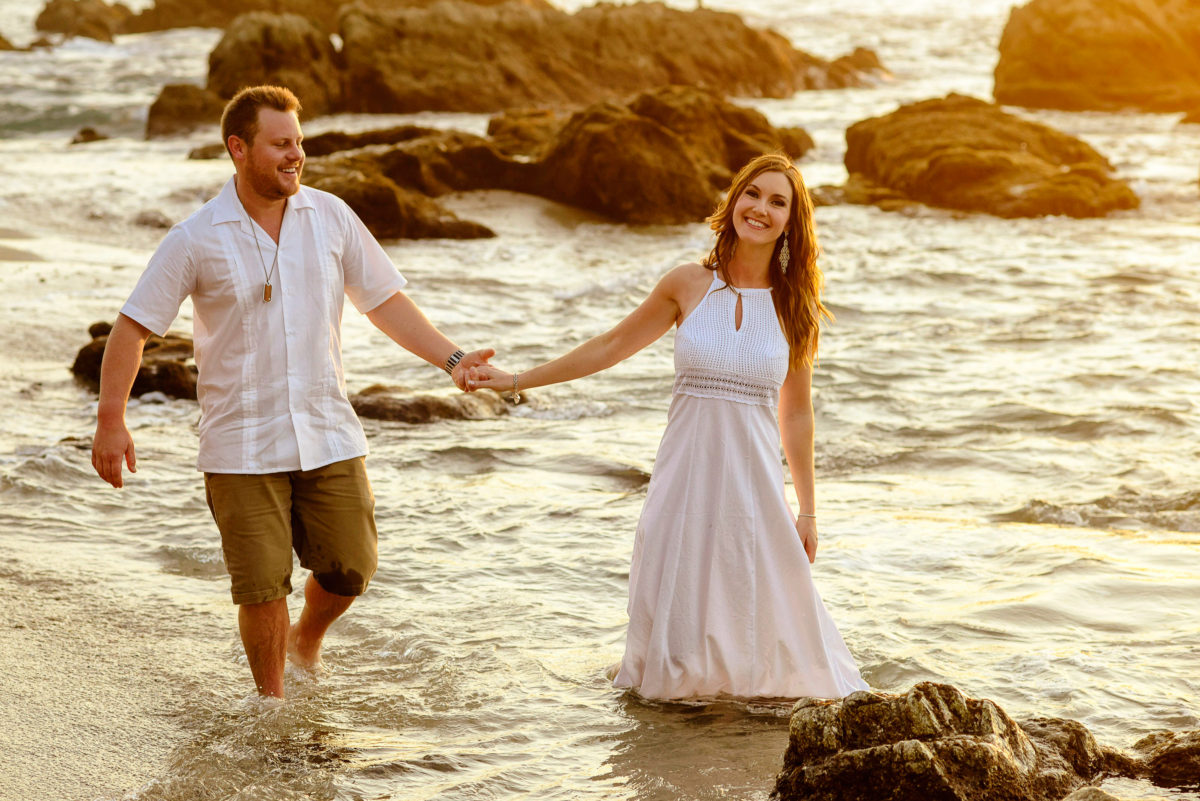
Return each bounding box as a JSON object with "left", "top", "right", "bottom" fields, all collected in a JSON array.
[{"left": 220, "top": 85, "right": 302, "bottom": 155}]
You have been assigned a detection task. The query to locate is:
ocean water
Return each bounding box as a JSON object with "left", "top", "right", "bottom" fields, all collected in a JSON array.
[{"left": 1, "top": 0, "right": 1198, "bottom": 799}]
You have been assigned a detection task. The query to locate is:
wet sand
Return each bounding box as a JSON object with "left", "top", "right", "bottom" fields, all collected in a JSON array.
[{"left": 0, "top": 550, "right": 187, "bottom": 800}]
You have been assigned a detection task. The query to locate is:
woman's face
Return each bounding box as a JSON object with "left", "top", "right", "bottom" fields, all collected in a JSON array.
[{"left": 730, "top": 170, "right": 794, "bottom": 246}]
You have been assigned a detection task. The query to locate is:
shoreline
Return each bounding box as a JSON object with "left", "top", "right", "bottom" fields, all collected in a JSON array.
[{"left": 0, "top": 546, "right": 190, "bottom": 800}]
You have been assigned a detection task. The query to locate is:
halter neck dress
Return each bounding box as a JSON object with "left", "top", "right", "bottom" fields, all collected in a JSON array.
[{"left": 612, "top": 274, "right": 867, "bottom": 700}]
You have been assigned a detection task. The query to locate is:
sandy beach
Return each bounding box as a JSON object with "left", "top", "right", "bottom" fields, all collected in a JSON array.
[{"left": 0, "top": 546, "right": 188, "bottom": 801}]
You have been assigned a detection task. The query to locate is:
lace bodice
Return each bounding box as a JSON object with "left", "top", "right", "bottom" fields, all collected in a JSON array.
[{"left": 673, "top": 275, "right": 789, "bottom": 407}]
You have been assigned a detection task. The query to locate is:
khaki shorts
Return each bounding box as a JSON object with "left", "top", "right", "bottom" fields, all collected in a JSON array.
[{"left": 204, "top": 457, "right": 378, "bottom": 605}]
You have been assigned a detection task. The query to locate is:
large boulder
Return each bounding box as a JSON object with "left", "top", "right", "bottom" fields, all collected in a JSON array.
[
  {"left": 994, "top": 0, "right": 1200, "bottom": 112},
  {"left": 122, "top": 0, "right": 343, "bottom": 34},
  {"left": 35, "top": 0, "right": 131, "bottom": 42},
  {"left": 119, "top": 0, "right": 552, "bottom": 35},
  {"left": 302, "top": 158, "right": 495, "bottom": 239},
  {"left": 337, "top": 1, "right": 885, "bottom": 114},
  {"left": 206, "top": 12, "right": 341, "bottom": 116},
  {"left": 294, "top": 86, "right": 814, "bottom": 226},
  {"left": 145, "top": 83, "right": 226, "bottom": 139},
  {"left": 350, "top": 384, "right": 513, "bottom": 424},
  {"left": 773, "top": 682, "right": 1142, "bottom": 801},
  {"left": 840, "top": 93, "right": 1139, "bottom": 218},
  {"left": 1133, "top": 730, "right": 1200, "bottom": 788},
  {"left": 72, "top": 322, "right": 197, "bottom": 401}
]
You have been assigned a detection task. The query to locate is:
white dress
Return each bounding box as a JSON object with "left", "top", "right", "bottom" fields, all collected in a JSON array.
[{"left": 612, "top": 275, "right": 868, "bottom": 700}]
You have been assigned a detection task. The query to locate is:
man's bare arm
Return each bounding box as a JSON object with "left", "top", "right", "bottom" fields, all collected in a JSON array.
[{"left": 92, "top": 314, "right": 152, "bottom": 488}]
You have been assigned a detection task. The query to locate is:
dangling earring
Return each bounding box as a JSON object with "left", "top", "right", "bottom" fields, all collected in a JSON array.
[{"left": 779, "top": 235, "right": 790, "bottom": 274}]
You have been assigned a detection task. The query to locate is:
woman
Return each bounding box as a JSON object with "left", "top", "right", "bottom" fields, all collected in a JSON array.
[{"left": 469, "top": 154, "right": 867, "bottom": 700}]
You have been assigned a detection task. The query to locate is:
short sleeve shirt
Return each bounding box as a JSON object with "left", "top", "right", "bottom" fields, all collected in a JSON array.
[{"left": 121, "top": 177, "right": 406, "bottom": 473}]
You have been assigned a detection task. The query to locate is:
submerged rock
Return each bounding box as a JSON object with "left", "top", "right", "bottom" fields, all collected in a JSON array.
[
  {"left": 35, "top": 0, "right": 131, "bottom": 42},
  {"left": 994, "top": 0, "right": 1200, "bottom": 113},
  {"left": 1132, "top": 730, "right": 1200, "bottom": 788},
  {"left": 207, "top": 12, "right": 341, "bottom": 116},
  {"left": 840, "top": 93, "right": 1139, "bottom": 218},
  {"left": 350, "top": 384, "right": 511, "bottom": 424},
  {"left": 146, "top": 83, "right": 226, "bottom": 139},
  {"left": 773, "top": 682, "right": 1198, "bottom": 801},
  {"left": 72, "top": 322, "right": 197, "bottom": 400},
  {"left": 337, "top": 1, "right": 885, "bottom": 114},
  {"left": 70, "top": 126, "right": 108, "bottom": 144},
  {"left": 773, "top": 683, "right": 1134, "bottom": 801}
]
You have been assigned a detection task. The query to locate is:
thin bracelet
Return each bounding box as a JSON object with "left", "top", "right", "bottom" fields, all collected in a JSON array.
[
  {"left": 797, "top": 513, "right": 816, "bottom": 519},
  {"left": 443, "top": 349, "right": 466, "bottom": 375},
  {"left": 509, "top": 373, "right": 520, "bottom": 404}
]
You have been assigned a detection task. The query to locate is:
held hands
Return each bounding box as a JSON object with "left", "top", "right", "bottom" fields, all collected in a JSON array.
[
  {"left": 464, "top": 364, "right": 514, "bottom": 393},
  {"left": 449, "top": 348, "right": 496, "bottom": 391},
  {"left": 796, "top": 516, "right": 818, "bottom": 564}
]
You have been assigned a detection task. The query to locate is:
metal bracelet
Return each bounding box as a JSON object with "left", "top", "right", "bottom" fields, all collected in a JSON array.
[{"left": 444, "top": 349, "right": 466, "bottom": 375}]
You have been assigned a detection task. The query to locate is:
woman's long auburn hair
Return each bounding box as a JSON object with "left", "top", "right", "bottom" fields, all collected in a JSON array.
[{"left": 703, "top": 153, "right": 832, "bottom": 371}]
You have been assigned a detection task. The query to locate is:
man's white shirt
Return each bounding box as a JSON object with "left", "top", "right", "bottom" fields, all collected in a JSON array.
[{"left": 121, "top": 177, "right": 406, "bottom": 473}]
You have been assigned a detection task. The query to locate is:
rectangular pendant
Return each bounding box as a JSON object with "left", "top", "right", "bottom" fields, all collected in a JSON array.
[{"left": 263, "top": 283, "right": 272, "bottom": 302}]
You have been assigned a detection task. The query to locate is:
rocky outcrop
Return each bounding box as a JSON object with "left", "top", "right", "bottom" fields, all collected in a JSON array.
[
  {"left": 350, "top": 384, "right": 513, "bottom": 424},
  {"left": 302, "top": 159, "right": 495, "bottom": 239},
  {"left": 118, "top": 0, "right": 552, "bottom": 35},
  {"left": 840, "top": 94, "right": 1139, "bottom": 218},
  {"left": 994, "top": 0, "right": 1200, "bottom": 113},
  {"left": 146, "top": 84, "right": 226, "bottom": 139},
  {"left": 207, "top": 12, "right": 341, "bottom": 116},
  {"left": 0, "top": 33, "right": 16, "bottom": 49},
  {"left": 1132, "top": 730, "right": 1200, "bottom": 788},
  {"left": 337, "top": 2, "right": 885, "bottom": 114},
  {"left": 771, "top": 682, "right": 1183, "bottom": 801},
  {"left": 122, "top": 0, "right": 343, "bottom": 34},
  {"left": 299, "top": 86, "right": 813, "bottom": 227},
  {"left": 34, "top": 0, "right": 131, "bottom": 41},
  {"left": 72, "top": 322, "right": 197, "bottom": 400}
]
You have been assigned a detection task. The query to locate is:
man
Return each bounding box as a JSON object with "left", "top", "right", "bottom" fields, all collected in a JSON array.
[{"left": 91, "top": 85, "right": 492, "bottom": 698}]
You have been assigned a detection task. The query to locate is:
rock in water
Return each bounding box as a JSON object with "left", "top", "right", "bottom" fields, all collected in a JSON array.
[
  {"left": 350, "top": 385, "right": 511, "bottom": 424},
  {"left": 840, "top": 93, "right": 1138, "bottom": 218},
  {"left": 772, "top": 682, "right": 1139, "bottom": 801},
  {"left": 145, "top": 84, "right": 226, "bottom": 139},
  {"left": 337, "top": 1, "right": 883, "bottom": 113},
  {"left": 994, "top": 0, "right": 1200, "bottom": 113},
  {"left": 207, "top": 12, "right": 341, "bottom": 116},
  {"left": 1133, "top": 730, "right": 1200, "bottom": 788},
  {"left": 34, "top": 0, "right": 131, "bottom": 42},
  {"left": 72, "top": 323, "right": 197, "bottom": 400}
]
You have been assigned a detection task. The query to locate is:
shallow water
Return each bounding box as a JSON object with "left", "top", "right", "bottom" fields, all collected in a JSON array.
[{"left": 1, "top": 0, "right": 1198, "bottom": 798}]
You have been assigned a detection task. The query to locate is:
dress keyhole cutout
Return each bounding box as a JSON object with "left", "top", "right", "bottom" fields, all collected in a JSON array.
[{"left": 733, "top": 292, "right": 744, "bottom": 332}]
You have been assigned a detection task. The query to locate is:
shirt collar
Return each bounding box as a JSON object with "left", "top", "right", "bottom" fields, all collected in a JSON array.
[{"left": 211, "top": 175, "right": 315, "bottom": 228}]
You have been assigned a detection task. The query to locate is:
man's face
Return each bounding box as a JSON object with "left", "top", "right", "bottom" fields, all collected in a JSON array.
[{"left": 233, "top": 108, "right": 304, "bottom": 201}]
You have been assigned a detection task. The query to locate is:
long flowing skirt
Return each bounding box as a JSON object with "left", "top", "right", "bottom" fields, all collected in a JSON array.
[{"left": 612, "top": 394, "right": 867, "bottom": 700}]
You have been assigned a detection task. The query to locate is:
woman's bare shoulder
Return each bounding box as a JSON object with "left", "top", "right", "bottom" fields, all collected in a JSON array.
[{"left": 662, "top": 261, "right": 714, "bottom": 291}]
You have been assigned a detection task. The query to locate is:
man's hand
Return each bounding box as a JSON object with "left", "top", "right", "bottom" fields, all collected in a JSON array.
[
  {"left": 92, "top": 419, "right": 137, "bottom": 488},
  {"left": 452, "top": 348, "right": 495, "bottom": 391}
]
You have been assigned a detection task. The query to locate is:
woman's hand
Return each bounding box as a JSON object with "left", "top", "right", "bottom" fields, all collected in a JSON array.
[
  {"left": 466, "top": 364, "right": 514, "bottom": 392},
  {"left": 796, "top": 516, "right": 818, "bottom": 564}
]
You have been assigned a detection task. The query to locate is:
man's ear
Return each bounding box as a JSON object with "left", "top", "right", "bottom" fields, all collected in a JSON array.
[{"left": 227, "top": 135, "right": 246, "bottom": 161}]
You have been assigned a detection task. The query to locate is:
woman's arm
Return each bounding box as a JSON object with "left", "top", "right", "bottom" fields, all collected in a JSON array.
[
  {"left": 470, "top": 264, "right": 703, "bottom": 392},
  {"left": 779, "top": 361, "right": 818, "bottom": 562}
]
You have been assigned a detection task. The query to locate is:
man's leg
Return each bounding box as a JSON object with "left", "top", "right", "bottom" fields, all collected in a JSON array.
[
  {"left": 289, "top": 457, "right": 379, "bottom": 670},
  {"left": 206, "top": 471, "right": 295, "bottom": 697},
  {"left": 287, "top": 574, "right": 355, "bottom": 669},
  {"left": 239, "top": 597, "right": 290, "bottom": 697}
]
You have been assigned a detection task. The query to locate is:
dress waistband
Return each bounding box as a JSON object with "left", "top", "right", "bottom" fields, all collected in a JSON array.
[{"left": 672, "top": 368, "right": 779, "bottom": 407}]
